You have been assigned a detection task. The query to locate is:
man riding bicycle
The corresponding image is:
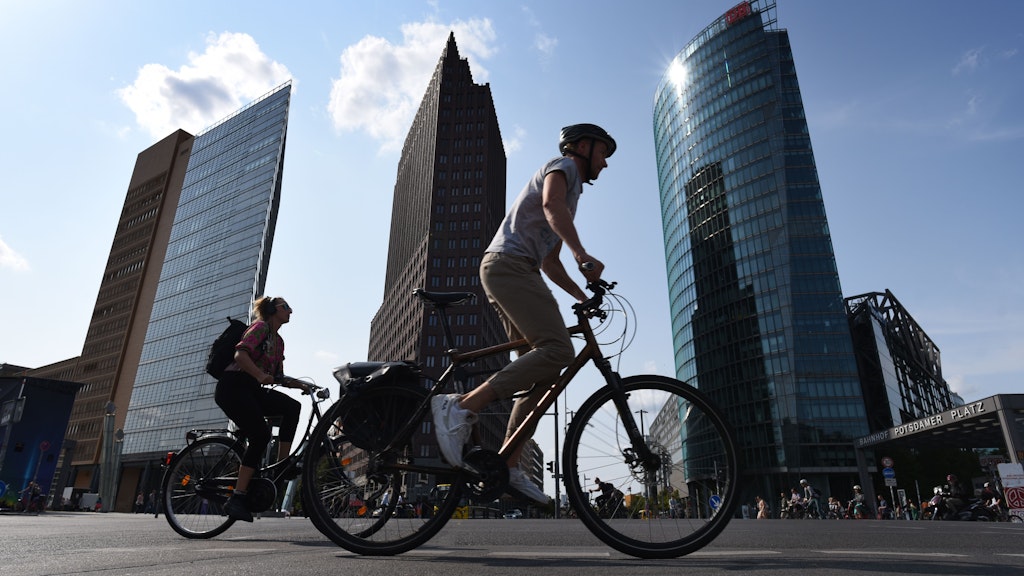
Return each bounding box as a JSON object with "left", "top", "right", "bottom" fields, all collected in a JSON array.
[
  {"left": 800, "top": 479, "right": 822, "bottom": 519},
  {"left": 432, "top": 123, "right": 616, "bottom": 503},
  {"left": 591, "top": 478, "right": 616, "bottom": 510}
]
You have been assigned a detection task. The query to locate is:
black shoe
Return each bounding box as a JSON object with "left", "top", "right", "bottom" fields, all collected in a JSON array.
[{"left": 224, "top": 495, "right": 253, "bottom": 522}]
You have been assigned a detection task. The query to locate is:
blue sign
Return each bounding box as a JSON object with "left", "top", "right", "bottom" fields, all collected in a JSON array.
[
  {"left": 882, "top": 467, "right": 896, "bottom": 478},
  {"left": 709, "top": 495, "right": 722, "bottom": 510}
]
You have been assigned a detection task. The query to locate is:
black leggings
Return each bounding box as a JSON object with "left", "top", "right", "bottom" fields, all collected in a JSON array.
[{"left": 215, "top": 371, "right": 301, "bottom": 468}]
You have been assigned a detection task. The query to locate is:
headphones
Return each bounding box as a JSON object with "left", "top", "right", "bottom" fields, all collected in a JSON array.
[{"left": 260, "top": 297, "right": 278, "bottom": 318}]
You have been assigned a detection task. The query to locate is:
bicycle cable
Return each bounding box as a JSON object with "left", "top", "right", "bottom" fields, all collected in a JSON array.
[{"left": 573, "top": 284, "right": 637, "bottom": 369}]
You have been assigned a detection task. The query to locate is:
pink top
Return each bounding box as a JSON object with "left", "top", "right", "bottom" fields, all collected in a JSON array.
[{"left": 235, "top": 320, "right": 284, "bottom": 377}]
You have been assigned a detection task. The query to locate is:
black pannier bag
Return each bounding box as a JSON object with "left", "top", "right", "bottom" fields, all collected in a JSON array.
[
  {"left": 332, "top": 361, "right": 422, "bottom": 393},
  {"left": 331, "top": 361, "right": 425, "bottom": 450}
]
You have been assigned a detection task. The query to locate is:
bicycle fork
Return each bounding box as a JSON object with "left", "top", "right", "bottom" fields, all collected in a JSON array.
[{"left": 591, "top": 356, "right": 662, "bottom": 478}]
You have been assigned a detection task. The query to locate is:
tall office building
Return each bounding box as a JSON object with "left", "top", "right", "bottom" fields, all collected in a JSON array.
[
  {"left": 653, "top": 1, "right": 866, "bottom": 501},
  {"left": 59, "top": 129, "right": 194, "bottom": 493},
  {"left": 121, "top": 83, "right": 292, "bottom": 486},
  {"left": 366, "top": 34, "right": 518, "bottom": 470},
  {"left": 14, "top": 83, "right": 291, "bottom": 510}
]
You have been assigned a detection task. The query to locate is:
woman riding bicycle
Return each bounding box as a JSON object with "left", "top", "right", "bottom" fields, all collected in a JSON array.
[
  {"left": 215, "top": 295, "right": 308, "bottom": 522},
  {"left": 432, "top": 123, "right": 616, "bottom": 503}
]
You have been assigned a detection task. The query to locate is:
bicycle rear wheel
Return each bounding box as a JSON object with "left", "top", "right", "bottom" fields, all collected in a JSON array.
[
  {"left": 563, "top": 375, "right": 739, "bottom": 558},
  {"left": 162, "top": 436, "right": 242, "bottom": 538},
  {"left": 302, "top": 384, "right": 464, "bottom": 555}
]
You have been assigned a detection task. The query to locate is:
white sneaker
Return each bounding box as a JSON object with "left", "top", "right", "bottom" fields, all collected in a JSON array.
[
  {"left": 508, "top": 467, "right": 548, "bottom": 504},
  {"left": 432, "top": 393, "right": 477, "bottom": 467}
]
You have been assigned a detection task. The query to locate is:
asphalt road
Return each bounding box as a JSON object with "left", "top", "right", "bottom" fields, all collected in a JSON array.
[{"left": 1, "top": 512, "right": 1021, "bottom": 576}]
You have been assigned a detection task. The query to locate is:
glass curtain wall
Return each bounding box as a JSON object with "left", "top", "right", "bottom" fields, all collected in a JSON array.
[
  {"left": 653, "top": 2, "right": 866, "bottom": 502},
  {"left": 123, "top": 83, "right": 291, "bottom": 458}
]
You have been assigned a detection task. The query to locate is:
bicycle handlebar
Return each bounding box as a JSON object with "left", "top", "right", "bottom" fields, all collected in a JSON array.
[
  {"left": 573, "top": 278, "right": 616, "bottom": 319},
  {"left": 279, "top": 377, "right": 331, "bottom": 401}
]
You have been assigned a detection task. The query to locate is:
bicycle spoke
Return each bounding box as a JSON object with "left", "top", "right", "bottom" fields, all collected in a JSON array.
[
  {"left": 162, "top": 437, "right": 241, "bottom": 538},
  {"left": 563, "top": 376, "right": 739, "bottom": 558},
  {"left": 303, "top": 384, "right": 464, "bottom": 555}
]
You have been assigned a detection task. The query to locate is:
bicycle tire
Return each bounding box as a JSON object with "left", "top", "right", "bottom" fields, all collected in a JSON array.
[
  {"left": 563, "top": 375, "right": 739, "bottom": 558},
  {"left": 302, "top": 383, "right": 465, "bottom": 555},
  {"left": 162, "top": 436, "right": 243, "bottom": 538}
]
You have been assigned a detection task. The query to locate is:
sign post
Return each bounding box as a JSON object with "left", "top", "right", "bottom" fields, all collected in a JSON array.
[{"left": 882, "top": 461, "right": 897, "bottom": 518}]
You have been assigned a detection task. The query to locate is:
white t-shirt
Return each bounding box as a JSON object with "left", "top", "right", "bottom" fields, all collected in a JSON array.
[{"left": 486, "top": 156, "right": 582, "bottom": 264}]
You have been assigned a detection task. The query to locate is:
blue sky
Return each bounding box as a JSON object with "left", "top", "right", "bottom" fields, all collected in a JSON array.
[{"left": 2, "top": 1, "right": 1022, "bottom": 489}]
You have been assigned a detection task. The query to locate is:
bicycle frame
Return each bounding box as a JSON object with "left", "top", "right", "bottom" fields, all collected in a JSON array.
[
  {"left": 401, "top": 283, "right": 653, "bottom": 472},
  {"left": 168, "top": 383, "right": 330, "bottom": 482},
  {"left": 304, "top": 284, "right": 739, "bottom": 558}
]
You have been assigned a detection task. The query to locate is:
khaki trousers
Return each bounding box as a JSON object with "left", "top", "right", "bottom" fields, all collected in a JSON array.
[{"left": 480, "top": 252, "right": 575, "bottom": 440}]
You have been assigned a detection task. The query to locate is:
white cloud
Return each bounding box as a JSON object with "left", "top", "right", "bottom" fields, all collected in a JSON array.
[
  {"left": 952, "top": 47, "right": 984, "bottom": 75},
  {"left": 535, "top": 33, "right": 558, "bottom": 58},
  {"left": 327, "top": 18, "right": 497, "bottom": 152},
  {"left": 0, "top": 235, "right": 29, "bottom": 271},
  {"left": 965, "top": 94, "right": 980, "bottom": 116},
  {"left": 521, "top": 6, "right": 558, "bottom": 60},
  {"left": 504, "top": 125, "right": 526, "bottom": 155},
  {"left": 118, "top": 32, "right": 293, "bottom": 138}
]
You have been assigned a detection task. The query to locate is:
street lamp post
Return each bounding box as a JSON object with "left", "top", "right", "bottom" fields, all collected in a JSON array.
[
  {"left": 100, "top": 402, "right": 118, "bottom": 512},
  {"left": 553, "top": 397, "right": 560, "bottom": 519},
  {"left": 634, "top": 409, "right": 655, "bottom": 507},
  {"left": 635, "top": 409, "right": 647, "bottom": 437}
]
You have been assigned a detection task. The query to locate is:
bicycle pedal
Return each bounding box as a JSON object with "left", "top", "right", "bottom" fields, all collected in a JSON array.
[{"left": 461, "top": 448, "right": 508, "bottom": 501}]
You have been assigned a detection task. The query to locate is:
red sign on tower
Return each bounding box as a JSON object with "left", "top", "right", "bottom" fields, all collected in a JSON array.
[{"left": 725, "top": 2, "right": 752, "bottom": 25}]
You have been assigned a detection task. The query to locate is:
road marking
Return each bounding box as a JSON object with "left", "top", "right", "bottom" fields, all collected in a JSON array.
[
  {"left": 819, "top": 550, "right": 968, "bottom": 558},
  {"left": 692, "top": 550, "right": 782, "bottom": 557},
  {"left": 489, "top": 550, "right": 783, "bottom": 559},
  {"left": 196, "top": 548, "right": 278, "bottom": 554},
  {"left": 487, "top": 551, "right": 612, "bottom": 558}
]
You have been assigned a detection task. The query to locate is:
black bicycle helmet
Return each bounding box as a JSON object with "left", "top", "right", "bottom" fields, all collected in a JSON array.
[{"left": 559, "top": 123, "right": 617, "bottom": 157}]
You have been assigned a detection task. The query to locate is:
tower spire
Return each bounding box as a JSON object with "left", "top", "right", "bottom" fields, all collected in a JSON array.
[{"left": 443, "top": 31, "right": 458, "bottom": 59}]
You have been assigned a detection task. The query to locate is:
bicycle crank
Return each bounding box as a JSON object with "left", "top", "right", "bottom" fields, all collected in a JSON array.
[
  {"left": 461, "top": 447, "right": 508, "bottom": 501},
  {"left": 246, "top": 478, "right": 278, "bottom": 512}
]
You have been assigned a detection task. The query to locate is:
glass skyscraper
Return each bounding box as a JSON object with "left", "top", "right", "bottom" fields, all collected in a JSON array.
[
  {"left": 122, "top": 82, "right": 291, "bottom": 461},
  {"left": 653, "top": 1, "right": 866, "bottom": 501}
]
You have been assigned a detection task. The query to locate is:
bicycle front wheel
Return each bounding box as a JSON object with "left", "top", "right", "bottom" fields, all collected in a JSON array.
[
  {"left": 563, "top": 375, "right": 739, "bottom": 558},
  {"left": 162, "top": 436, "right": 242, "bottom": 538},
  {"left": 302, "top": 384, "right": 464, "bottom": 555}
]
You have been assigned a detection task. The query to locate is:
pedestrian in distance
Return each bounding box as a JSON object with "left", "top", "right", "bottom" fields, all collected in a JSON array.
[
  {"left": 756, "top": 495, "right": 769, "bottom": 519},
  {"left": 876, "top": 494, "right": 891, "bottom": 519},
  {"left": 432, "top": 124, "right": 616, "bottom": 504}
]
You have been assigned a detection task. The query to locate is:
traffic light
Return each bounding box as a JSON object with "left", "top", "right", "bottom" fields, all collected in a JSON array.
[{"left": 546, "top": 461, "right": 554, "bottom": 473}]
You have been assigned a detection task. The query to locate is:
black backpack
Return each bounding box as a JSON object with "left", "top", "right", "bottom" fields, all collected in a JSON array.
[{"left": 205, "top": 317, "right": 248, "bottom": 379}]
